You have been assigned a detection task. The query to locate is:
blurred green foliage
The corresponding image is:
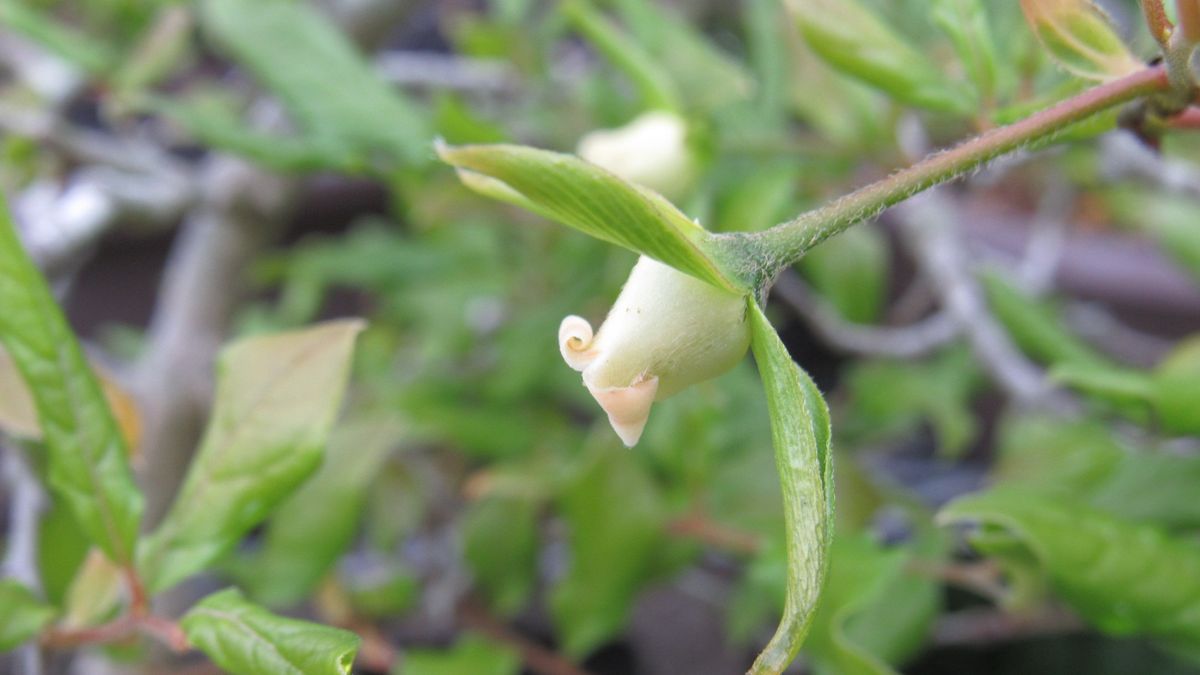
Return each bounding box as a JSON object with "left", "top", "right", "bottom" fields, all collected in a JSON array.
[{"left": 2, "top": 0, "right": 1200, "bottom": 674}]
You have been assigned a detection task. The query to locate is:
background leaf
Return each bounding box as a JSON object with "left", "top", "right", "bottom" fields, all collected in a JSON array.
[
  {"left": 199, "top": 0, "right": 428, "bottom": 168},
  {"left": 182, "top": 588, "right": 361, "bottom": 675},
  {"left": 398, "top": 634, "right": 521, "bottom": 675},
  {"left": 549, "top": 447, "right": 666, "bottom": 658},
  {"left": 0, "top": 197, "right": 142, "bottom": 564},
  {"left": 140, "top": 320, "right": 364, "bottom": 593},
  {"left": 0, "top": 579, "right": 56, "bottom": 652},
  {"left": 746, "top": 300, "right": 834, "bottom": 674},
  {"left": 235, "top": 417, "right": 399, "bottom": 606},
  {"left": 940, "top": 489, "right": 1200, "bottom": 655},
  {"left": 787, "top": 0, "right": 974, "bottom": 114}
]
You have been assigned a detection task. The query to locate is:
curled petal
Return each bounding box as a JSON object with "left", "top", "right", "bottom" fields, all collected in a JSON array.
[
  {"left": 559, "top": 315, "right": 598, "bottom": 372},
  {"left": 587, "top": 376, "right": 659, "bottom": 447}
]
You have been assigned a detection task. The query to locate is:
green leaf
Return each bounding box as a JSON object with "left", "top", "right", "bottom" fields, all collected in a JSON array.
[
  {"left": 182, "top": 588, "right": 361, "bottom": 675},
  {"left": 980, "top": 272, "right": 1113, "bottom": 369},
  {"left": 463, "top": 497, "right": 539, "bottom": 616},
  {"left": 201, "top": 0, "right": 428, "bottom": 167},
  {"left": 1051, "top": 336, "right": 1200, "bottom": 436},
  {"left": 805, "top": 533, "right": 940, "bottom": 675},
  {"left": 930, "top": 0, "right": 1000, "bottom": 103},
  {"left": 0, "top": 1, "right": 115, "bottom": 75},
  {"left": 1108, "top": 190, "right": 1200, "bottom": 285},
  {"left": 1152, "top": 337, "right": 1200, "bottom": 435},
  {"left": 0, "top": 580, "right": 56, "bottom": 652},
  {"left": 437, "top": 143, "right": 748, "bottom": 292},
  {"left": 746, "top": 300, "right": 834, "bottom": 675},
  {"left": 140, "top": 320, "right": 364, "bottom": 593},
  {"left": 993, "top": 414, "right": 1200, "bottom": 530},
  {"left": 940, "top": 489, "right": 1200, "bottom": 654},
  {"left": 0, "top": 195, "right": 142, "bottom": 564},
  {"left": 151, "top": 93, "right": 360, "bottom": 173},
  {"left": 236, "top": 417, "right": 399, "bottom": 607},
  {"left": 549, "top": 448, "right": 666, "bottom": 658},
  {"left": 398, "top": 634, "right": 520, "bottom": 675},
  {"left": 560, "top": 0, "right": 681, "bottom": 111},
  {"left": 799, "top": 226, "right": 888, "bottom": 324},
  {"left": 1018, "top": 0, "right": 1141, "bottom": 81},
  {"left": 608, "top": 0, "right": 755, "bottom": 112},
  {"left": 787, "top": 0, "right": 974, "bottom": 114}
]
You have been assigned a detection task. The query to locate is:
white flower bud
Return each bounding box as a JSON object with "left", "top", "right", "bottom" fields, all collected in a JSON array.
[
  {"left": 576, "top": 111, "right": 697, "bottom": 200},
  {"left": 559, "top": 256, "right": 750, "bottom": 447}
]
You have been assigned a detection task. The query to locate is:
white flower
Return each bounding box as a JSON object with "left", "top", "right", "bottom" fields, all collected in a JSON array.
[
  {"left": 559, "top": 256, "right": 750, "bottom": 447},
  {"left": 577, "top": 111, "right": 697, "bottom": 200}
]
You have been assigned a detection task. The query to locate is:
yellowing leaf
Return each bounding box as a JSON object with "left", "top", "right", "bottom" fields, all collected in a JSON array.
[
  {"left": 1020, "top": 0, "right": 1141, "bottom": 81},
  {"left": 0, "top": 347, "right": 142, "bottom": 454}
]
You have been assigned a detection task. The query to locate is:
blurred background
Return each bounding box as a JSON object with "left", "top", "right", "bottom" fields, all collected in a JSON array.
[{"left": 3, "top": 0, "right": 1200, "bottom": 673}]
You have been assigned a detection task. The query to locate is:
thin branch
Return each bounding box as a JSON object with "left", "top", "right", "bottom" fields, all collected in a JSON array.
[
  {"left": 666, "top": 513, "right": 763, "bottom": 555},
  {"left": 1178, "top": 0, "right": 1200, "bottom": 43},
  {"left": 375, "top": 52, "right": 521, "bottom": 95},
  {"left": 1143, "top": 0, "right": 1174, "bottom": 46},
  {"left": 738, "top": 66, "right": 1170, "bottom": 277},
  {"left": 932, "top": 606, "right": 1086, "bottom": 647},
  {"left": 1099, "top": 130, "right": 1200, "bottom": 197},
  {"left": 895, "top": 190, "right": 1068, "bottom": 408},
  {"left": 459, "top": 600, "right": 595, "bottom": 675},
  {"left": 772, "top": 272, "right": 959, "bottom": 358}
]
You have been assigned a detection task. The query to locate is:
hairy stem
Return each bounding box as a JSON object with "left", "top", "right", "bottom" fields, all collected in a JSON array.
[{"left": 739, "top": 65, "right": 1169, "bottom": 280}]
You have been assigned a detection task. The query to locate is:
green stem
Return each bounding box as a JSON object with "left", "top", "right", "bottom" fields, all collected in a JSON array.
[{"left": 739, "top": 65, "right": 1169, "bottom": 280}]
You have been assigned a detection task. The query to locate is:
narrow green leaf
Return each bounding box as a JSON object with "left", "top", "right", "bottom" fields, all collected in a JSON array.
[
  {"left": 930, "top": 0, "right": 1000, "bottom": 103},
  {"left": 140, "top": 320, "right": 364, "bottom": 593},
  {"left": 980, "top": 272, "right": 1113, "bottom": 369},
  {"left": 560, "top": 0, "right": 681, "bottom": 111},
  {"left": 608, "top": 0, "right": 755, "bottom": 112},
  {"left": 1108, "top": 190, "right": 1200, "bottom": 285},
  {"left": 238, "top": 417, "right": 400, "bottom": 606},
  {"left": 201, "top": 0, "right": 428, "bottom": 167},
  {"left": 182, "top": 588, "right": 360, "bottom": 675},
  {"left": 746, "top": 300, "right": 834, "bottom": 675},
  {"left": 0, "top": 1, "right": 115, "bottom": 74},
  {"left": 1019, "top": 0, "right": 1141, "bottom": 81},
  {"left": 787, "top": 0, "right": 974, "bottom": 114},
  {"left": 151, "top": 93, "right": 360, "bottom": 173},
  {"left": 0, "top": 195, "right": 142, "bottom": 564},
  {"left": 437, "top": 143, "right": 747, "bottom": 292},
  {"left": 398, "top": 634, "right": 521, "bottom": 675},
  {"left": 1152, "top": 337, "right": 1200, "bottom": 435},
  {"left": 940, "top": 489, "right": 1200, "bottom": 653},
  {"left": 0, "top": 580, "right": 56, "bottom": 652}
]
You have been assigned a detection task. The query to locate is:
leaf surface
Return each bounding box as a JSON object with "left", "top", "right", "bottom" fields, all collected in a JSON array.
[
  {"left": 437, "top": 143, "right": 747, "bottom": 292},
  {"left": 140, "top": 320, "right": 363, "bottom": 593},
  {"left": 0, "top": 197, "right": 142, "bottom": 563},
  {"left": 182, "top": 588, "right": 360, "bottom": 675},
  {"left": 746, "top": 300, "right": 834, "bottom": 674}
]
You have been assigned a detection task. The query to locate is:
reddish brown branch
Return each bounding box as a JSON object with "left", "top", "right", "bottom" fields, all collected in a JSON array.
[
  {"left": 1143, "top": 0, "right": 1174, "bottom": 45},
  {"left": 666, "top": 514, "right": 763, "bottom": 555},
  {"left": 459, "top": 600, "right": 594, "bottom": 675}
]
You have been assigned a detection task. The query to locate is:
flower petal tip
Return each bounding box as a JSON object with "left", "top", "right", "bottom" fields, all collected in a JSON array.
[{"left": 588, "top": 376, "right": 659, "bottom": 448}]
